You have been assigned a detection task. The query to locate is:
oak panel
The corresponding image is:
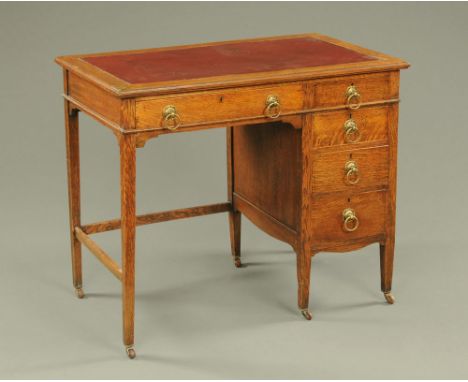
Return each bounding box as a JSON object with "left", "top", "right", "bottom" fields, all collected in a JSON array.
[
  {"left": 68, "top": 72, "right": 121, "bottom": 124},
  {"left": 135, "top": 83, "right": 304, "bottom": 129},
  {"left": 233, "top": 121, "right": 301, "bottom": 230},
  {"left": 311, "top": 145, "right": 389, "bottom": 194},
  {"left": 312, "top": 71, "right": 399, "bottom": 108},
  {"left": 309, "top": 190, "right": 386, "bottom": 249},
  {"left": 311, "top": 105, "right": 390, "bottom": 147}
]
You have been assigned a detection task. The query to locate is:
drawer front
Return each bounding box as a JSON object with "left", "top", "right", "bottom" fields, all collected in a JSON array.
[
  {"left": 311, "top": 146, "right": 389, "bottom": 193},
  {"left": 135, "top": 84, "right": 304, "bottom": 130},
  {"left": 311, "top": 106, "right": 390, "bottom": 148},
  {"left": 313, "top": 72, "right": 399, "bottom": 109},
  {"left": 309, "top": 190, "right": 386, "bottom": 247}
]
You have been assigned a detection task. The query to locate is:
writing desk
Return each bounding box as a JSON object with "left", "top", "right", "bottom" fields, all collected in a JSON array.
[{"left": 55, "top": 34, "right": 409, "bottom": 358}]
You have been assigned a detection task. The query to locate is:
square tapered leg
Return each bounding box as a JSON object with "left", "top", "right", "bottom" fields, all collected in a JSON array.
[
  {"left": 120, "top": 134, "right": 137, "bottom": 359},
  {"left": 64, "top": 102, "right": 83, "bottom": 298}
]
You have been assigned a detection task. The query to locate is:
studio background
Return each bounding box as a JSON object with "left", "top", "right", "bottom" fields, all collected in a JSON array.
[{"left": 0, "top": 2, "right": 467, "bottom": 379}]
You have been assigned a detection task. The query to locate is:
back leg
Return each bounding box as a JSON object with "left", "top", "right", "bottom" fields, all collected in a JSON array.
[{"left": 229, "top": 210, "right": 241, "bottom": 267}]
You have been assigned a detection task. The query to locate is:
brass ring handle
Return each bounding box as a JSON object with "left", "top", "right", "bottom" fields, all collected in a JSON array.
[
  {"left": 162, "top": 105, "right": 181, "bottom": 131},
  {"left": 345, "top": 85, "right": 361, "bottom": 110},
  {"left": 344, "top": 160, "right": 360, "bottom": 185},
  {"left": 265, "top": 95, "right": 281, "bottom": 119},
  {"left": 342, "top": 208, "right": 359, "bottom": 232},
  {"left": 343, "top": 118, "right": 361, "bottom": 143}
]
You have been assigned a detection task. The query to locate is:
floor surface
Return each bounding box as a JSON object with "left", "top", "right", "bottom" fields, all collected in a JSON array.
[{"left": 1, "top": 217, "right": 467, "bottom": 378}]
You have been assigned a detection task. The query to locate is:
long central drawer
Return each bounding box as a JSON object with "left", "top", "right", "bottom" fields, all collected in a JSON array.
[{"left": 135, "top": 83, "right": 304, "bottom": 129}]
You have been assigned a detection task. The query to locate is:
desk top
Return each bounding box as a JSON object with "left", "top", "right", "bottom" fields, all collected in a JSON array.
[{"left": 56, "top": 33, "right": 408, "bottom": 98}]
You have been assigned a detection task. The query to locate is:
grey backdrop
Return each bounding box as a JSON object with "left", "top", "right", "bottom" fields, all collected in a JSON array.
[{"left": 1, "top": 2, "right": 467, "bottom": 379}]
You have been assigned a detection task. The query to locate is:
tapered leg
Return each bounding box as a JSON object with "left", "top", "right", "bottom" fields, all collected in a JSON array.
[
  {"left": 381, "top": 102, "right": 398, "bottom": 305},
  {"left": 380, "top": 238, "right": 395, "bottom": 304},
  {"left": 226, "top": 126, "right": 242, "bottom": 268},
  {"left": 120, "top": 135, "right": 137, "bottom": 358},
  {"left": 296, "top": 247, "right": 313, "bottom": 320},
  {"left": 64, "top": 103, "right": 83, "bottom": 298},
  {"left": 229, "top": 210, "right": 241, "bottom": 267}
]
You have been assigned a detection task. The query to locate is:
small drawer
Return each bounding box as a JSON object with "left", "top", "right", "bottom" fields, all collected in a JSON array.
[
  {"left": 311, "top": 145, "right": 389, "bottom": 193},
  {"left": 311, "top": 106, "right": 390, "bottom": 148},
  {"left": 135, "top": 84, "right": 304, "bottom": 130},
  {"left": 309, "top": 190, "right": 386, "bottom": 248},
  {"left": 312, "top": 72, "right": 399, "bottom": 109}
]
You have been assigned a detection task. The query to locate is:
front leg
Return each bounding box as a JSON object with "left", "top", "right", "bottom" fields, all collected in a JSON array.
[
  {"left": 296, "top": 247, "right": 313, "bottom": 320},
  {"left": 64, "top": 103, "right": 83, "bottom": 298},
  {"left": 120, "top": 134, "right": 137, "bottom": 359},
  {"left": 297, "top": 114, "right": 314, "bottom": 319},
  {"left": 380, "top": 238, "right": 395, "bottom": 304}
]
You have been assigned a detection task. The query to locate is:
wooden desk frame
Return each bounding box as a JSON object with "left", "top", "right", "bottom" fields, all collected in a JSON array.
[{"left": 58, "top": 34, "right": 409, "bottom": 359}]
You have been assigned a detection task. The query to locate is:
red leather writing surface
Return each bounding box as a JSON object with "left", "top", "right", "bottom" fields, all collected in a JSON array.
[{"left": 83, "top": 37, "right": 375, "bottom": 84}]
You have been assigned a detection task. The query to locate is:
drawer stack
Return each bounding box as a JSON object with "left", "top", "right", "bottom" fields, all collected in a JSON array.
[{"left": 307, "top": 71, "right": 399, "bottom": 251}]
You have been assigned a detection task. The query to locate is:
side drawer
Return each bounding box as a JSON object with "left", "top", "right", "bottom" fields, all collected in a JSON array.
[
  {"left": 309, "top": 190, "right": 386, "bottom": 248},
  {"left": 311, "top": 145, "right": 389, "bottom": 194},
  {"left": 311, "top": 105, "right": 390, "bottom": 148},
  {"left": 135, "top": 83, "right": 304, "bottom": 130},
  {"left": 312, "top": 71, "right": 399, "bottom": 109}
]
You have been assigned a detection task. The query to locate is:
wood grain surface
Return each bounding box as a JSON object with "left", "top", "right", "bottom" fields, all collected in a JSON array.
[
  {"left": 309, "top": 190, "right": 387, "bottom": 250},
  {"left": 312, "top": 71, "right": 399, "bottom": 108},
  {"left": 120, "top": 134, "right": 136, "bottom": 348},
  {"left": 311, "top": 105, "right": 390, "bottom": 148},
  {"left": 64, "top": 69, "right": 83, "bottom": 292},
  {"left": 310, "top": 145, "right": 389, "bottom": 194},
  {"left": 81, "top": 203, "right": 230, "bottom": 234},
  {"left": 233, "top": 121, "right": 301, "bottom": 230},
  {"left": 380, "top": 103, "right": 399, "bottom": 293},
  {"left": 68, "top": 72, "right": 121, "bottom": 124},
  {"left": 135, "top": 83, "right": 304, "bottom": 130}
]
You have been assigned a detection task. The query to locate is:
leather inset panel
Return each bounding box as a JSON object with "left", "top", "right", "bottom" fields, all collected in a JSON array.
[{"left": 83, "top": 37, "right": 376, "bottom": 84}]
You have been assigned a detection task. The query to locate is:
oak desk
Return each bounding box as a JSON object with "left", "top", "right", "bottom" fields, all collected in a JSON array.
[{"left": 55, "top": 34, "right": 409, "bottom": 358}]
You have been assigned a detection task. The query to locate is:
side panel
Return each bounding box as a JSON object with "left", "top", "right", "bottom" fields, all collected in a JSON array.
[
  {"left": 233, "top": 121, "right": 301, "bottom": 231},
  {"left": 68, "top": 72, "right": 121, "bottom": 125}
]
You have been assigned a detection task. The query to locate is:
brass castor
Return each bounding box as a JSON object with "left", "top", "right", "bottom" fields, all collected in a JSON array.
[
  {"left": 384, "top": 292, "right": 395, "bottom": 304},
  {"left": 126, "top": 346, "right": 136, "bottom": 359},
  {"left": 234, "top": 256, "right": 242, "bottom": 268},
  {"left": 301, "top": 309, "right": 312, "bottom": 320},
  {"left": 75, "top": 287, "right": 84, "bottom": 299}
]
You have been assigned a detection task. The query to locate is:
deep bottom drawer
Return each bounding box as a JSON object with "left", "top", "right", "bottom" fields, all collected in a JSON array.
[{"left": 309, "top": 190, "right": 386, "bottom": 248}]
